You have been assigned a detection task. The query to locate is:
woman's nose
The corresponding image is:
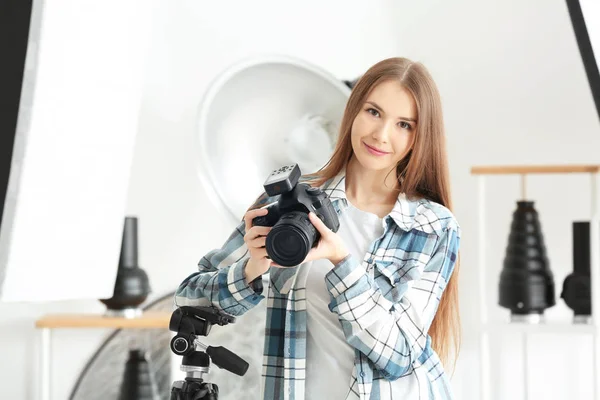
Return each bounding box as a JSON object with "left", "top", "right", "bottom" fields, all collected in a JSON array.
[{"left": 371, "top": 120, "right": 393, "bottom": 143}]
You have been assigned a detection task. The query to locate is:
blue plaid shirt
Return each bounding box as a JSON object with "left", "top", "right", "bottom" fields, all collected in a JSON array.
[{"left": 175, "top": 172, "right": 461, "bottom": 399}]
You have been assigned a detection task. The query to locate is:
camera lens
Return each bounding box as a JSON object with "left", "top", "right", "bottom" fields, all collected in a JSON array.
[{"left": 266, "top": 211, "right": 318, "bottom": 267}]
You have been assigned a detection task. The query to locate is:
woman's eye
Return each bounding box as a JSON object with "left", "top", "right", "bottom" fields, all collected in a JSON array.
[
  {"left": 398, "top": 121, "right": 412, "bottom": 129},
  {"left": 367, "top": 108, "right": 380, "bottom": 117}
]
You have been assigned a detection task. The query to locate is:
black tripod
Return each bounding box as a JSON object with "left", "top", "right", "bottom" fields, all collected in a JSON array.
[{"left": 169, "top": 306, "right": 250, "bottom": 400}]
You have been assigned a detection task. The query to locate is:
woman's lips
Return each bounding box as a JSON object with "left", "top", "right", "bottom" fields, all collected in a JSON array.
[{"left": 363, "top": 141, "right": 389, "bottom": 156}]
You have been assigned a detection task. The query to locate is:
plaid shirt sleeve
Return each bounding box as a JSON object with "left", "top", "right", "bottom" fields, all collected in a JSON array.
[
  {"left": 325, "top": 224, "right": 461, "bottom": 380},
  {"left": 174, "top": 219, "right": 266, "bottom": 316}
]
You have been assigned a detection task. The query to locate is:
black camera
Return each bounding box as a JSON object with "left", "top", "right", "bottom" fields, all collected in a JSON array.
[{"left": 251, "top": 164, "right": 340, "bottom": 267}]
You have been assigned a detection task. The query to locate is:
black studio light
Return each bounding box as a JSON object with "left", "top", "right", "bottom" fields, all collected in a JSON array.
[
  {"left": 499, "top": 200, "right": 556, "bottom": 322},
  {"left": 118, "top": 349, "right": 160, "bottom": 400},
  {"left": 561, "top": 221, "right": 593, "bottom": 323},
  {"left": 100, "top": 216, "right": 151, "bottom": 317}
]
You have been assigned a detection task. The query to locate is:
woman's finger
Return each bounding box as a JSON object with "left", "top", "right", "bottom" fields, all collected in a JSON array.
[
  {"left": 309, "top": 212, "right": 331, "bottom": 236},
  {"left": 248, "top": 235, "right": 267, "bottom": 249},
  {"left": 244, "top": 208, "right": 269, "bottom": 232},
  {"left": 244, "top": 226, "right": 271, "bottom": 241}
]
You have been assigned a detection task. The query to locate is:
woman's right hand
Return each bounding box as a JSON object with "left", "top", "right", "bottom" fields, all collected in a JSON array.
[{"left": 243, "top": 208, "right": 276, "bottom": 283}]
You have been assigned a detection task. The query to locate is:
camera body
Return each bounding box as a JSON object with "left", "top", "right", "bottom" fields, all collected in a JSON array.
[{"left": 252, "top": 164, "right": 340, "bottom": 267}]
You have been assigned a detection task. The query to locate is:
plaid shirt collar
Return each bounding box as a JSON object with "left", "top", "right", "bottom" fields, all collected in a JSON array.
[{"left": 320, "top": 170, "right": 428, "bottom": 234}]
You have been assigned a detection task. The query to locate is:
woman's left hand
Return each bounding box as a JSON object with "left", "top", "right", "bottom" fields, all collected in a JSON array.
[{"left": 302, "top": 212, "right": 350, "bottom": 265}]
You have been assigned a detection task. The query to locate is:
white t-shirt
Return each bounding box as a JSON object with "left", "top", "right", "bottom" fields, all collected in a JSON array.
[{"left": 305, "top": 203, "right": 385, "bottom": 399}]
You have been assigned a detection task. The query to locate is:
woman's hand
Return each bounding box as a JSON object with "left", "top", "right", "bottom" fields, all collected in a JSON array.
[
  {"left": 303, "top": 212, "right": 349, "bottom": 265},
  {"left": 243, "top": 208, "right": 280, "bottom": 283}
]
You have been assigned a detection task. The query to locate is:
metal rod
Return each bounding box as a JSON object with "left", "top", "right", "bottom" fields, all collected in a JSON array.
[
  {"left": 593, "top": 172, "right": 598, "bottom": 219},
  {"left": 194, "top": 337, "right": 208, "bottom": 352},
  {"left": 41, "top": 328, "right": 52, "bottom": 400},
  {"left": 523, "top": 333, "right": 529, "bottom": 400},
  {"left": 520, "top": 174, "right": 527, "bottom": 200},
  {"left": 591, "top": 172, "right": 600, "bottom": 400},
  {"left": 478, "top": 176, "right": 491, "bottom": 399}
]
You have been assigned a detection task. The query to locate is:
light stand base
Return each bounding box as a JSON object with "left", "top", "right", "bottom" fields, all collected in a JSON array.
[
  {"left": 105, "top": 307, "right": 143, "bottom": 318},
  {"left": 510, "top": 313, "right": 544, "bottom": 324},
  {"left": 574, "top": 315, "right": 593, "bottom": 324}
]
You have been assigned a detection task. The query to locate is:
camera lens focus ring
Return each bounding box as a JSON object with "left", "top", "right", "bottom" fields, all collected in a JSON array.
[{"left": 265, "top": 211, "right": 317, "bottom": 267}]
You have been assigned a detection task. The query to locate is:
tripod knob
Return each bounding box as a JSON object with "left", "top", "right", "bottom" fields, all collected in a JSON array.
[{"left": 171, "top": 335, "right": 190, "bottom": 355}]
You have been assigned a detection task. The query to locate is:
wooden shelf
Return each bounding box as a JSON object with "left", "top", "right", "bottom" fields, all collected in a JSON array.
[
  {"left": 470, "top": 164, "right": 600, "bottom": 175},
  {"left": 35, "top": 311, "right": 171, "bottom": 329}
]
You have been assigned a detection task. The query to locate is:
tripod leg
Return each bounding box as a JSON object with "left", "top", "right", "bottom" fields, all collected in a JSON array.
[
  {"left": 199, "top": 383, "right": 218, "bottom": 400},
  {"left": 170, "top": 380, "right": 186, "bottom": 400}
]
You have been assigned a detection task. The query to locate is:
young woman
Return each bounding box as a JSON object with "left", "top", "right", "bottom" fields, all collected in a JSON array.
[{"left": 176, "top": 57, "right": 461, "bottom": 399}]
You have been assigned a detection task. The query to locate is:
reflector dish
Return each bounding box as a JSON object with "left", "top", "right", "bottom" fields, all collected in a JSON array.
[{"left": 196, "top": 55, "right": 351, "bottom": 222}]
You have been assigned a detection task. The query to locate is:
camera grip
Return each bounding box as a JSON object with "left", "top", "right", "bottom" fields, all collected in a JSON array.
[
  {"left": 315, "top": 201, "right": 340, "bottom": 233},
  {"left": 252, "top": 205, "right": 279, "bottom": 227},
  {"left": 252, "top": 215, "right": 270, "bottom": 227}
]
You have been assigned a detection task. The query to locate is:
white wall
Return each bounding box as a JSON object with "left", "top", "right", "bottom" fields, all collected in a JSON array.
[
  {"left": 1, "top": 0, "right": 599, "bottom": 399},
  {"left": 391, "top": 0, "right": 600, "bottom": 399}
]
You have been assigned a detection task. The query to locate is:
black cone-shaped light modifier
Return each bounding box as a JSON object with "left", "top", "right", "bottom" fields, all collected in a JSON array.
[
  {"left": 100, "top": 216, "right": 151, "bottom": 315},
  {"left": 561, "top": 221, "right": 592, "bottom": 322},
  {"left": 499, "top": 201, "right": 555, "bottom": 320},
  {"left": 118, "top": 349, "right": 160, "bottom": 400}
]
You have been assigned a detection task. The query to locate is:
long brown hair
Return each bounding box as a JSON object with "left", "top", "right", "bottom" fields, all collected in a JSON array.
[{"left": 306, "top": 57, "right": 460, "bottom": 369}]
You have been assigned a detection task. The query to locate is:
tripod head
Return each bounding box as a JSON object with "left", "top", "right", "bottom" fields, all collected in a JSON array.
[{"left": 169, "top": 306, "right": 249, "bottom": 400}]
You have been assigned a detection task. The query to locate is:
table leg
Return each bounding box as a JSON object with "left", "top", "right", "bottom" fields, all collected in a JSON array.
[{"left": 40, "top": 328, "right": 51, "bottom": 400}]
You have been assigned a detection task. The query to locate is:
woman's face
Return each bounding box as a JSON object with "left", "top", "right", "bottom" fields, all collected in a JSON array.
[{"left": 350, "top": 80, "right": 417, "bottom": 173}]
